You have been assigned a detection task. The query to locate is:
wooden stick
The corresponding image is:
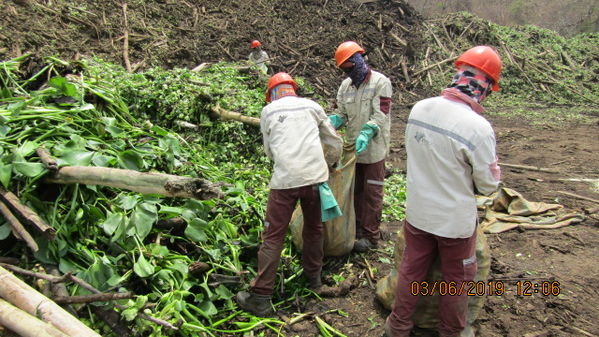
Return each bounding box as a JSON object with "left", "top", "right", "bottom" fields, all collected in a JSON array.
[
  {"left": 54, "top": 292, "right": 133, "bottom": 304},
  {"left": 122, "top": 3, "right": 132, "bottom": 72},
  {"left": 45, "top": 166, "right": 224, "bottom": 200},
  {"left": 557, "top": 191, "right": 599, "bottom": 204},
  {"left": 411, "top": 56, "right": 455, "bottom": 76},
  {"left": 0, "top": 201, "right": 39, "bottom": 252},
  {"left": 389, "top": 32, "right": 407, "bottom": 46},
  {"left": 36, "top": 147, "right": 58, "bottom": 171},
  {"left": 0, "top": 266, "right": 101, "bottom": 337},
  {"left": 0, "top": 187, "right": 56, "bottom": 239},
  {"left": 211, "top": 105, "right": 260, "bottom": 127},
  {"left": 499, "top": 162, "right": 558, "bottom": 173},
  {"left": 0, "top": 299, "right": 70, "bottom": 337},
  {"left": 0, "top": 263, "right": 178, "bottom": 331}
]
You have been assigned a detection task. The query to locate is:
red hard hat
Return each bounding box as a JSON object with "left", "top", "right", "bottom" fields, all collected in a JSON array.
[
  {"left": 251, "top": 40, "right": 261, "bottom": 48},
  {"left": 335, "top": 41, "right": 365, "bottom": 68},
  {"left": 266, "top": 72, "right": 297, "bottom": 102},
  {"left": 455, "top": 46, "right": 502, "bottom": 91}
]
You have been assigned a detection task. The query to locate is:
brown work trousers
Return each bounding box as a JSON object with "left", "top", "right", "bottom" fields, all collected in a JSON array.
[
  {"left": 386, "top": 222, "right": 477, "bottom": 337},
  {"left": 250, "top": 184, "right": 323, "bottom": 295},
  {"left": 354, "top": 159, "right": 385, "bottom": 243}
]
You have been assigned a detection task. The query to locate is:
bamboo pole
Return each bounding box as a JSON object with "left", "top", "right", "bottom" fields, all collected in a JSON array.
[
  {"left": 211, "top": 105, "right": 260, "bottom": 127},
  {"left": 45, "top": 166, "right": 224, "bottom": 200},
  {"left": 0, "top": 299, "right": 69, "bottom": 337},
  {"left": 0, "top": 201, "right": 39, "bottom": 252},
  {"left": 0, "top": 187, "right": 56, "bottom": 239},
  {"left": 0, "top": 266, "right": 101, "bottom": 337}
]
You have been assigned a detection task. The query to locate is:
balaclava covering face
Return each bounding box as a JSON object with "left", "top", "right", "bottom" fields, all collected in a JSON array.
[
  {"left": 448, "top": 65, "right": 494, "bottom": 103},
  {"left": 344, "top": 52, "right": 369, "bottom": 87}
]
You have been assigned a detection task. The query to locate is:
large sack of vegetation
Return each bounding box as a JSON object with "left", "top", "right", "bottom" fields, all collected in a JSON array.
[
  {"left": 376, "top": 225, "right": 491, "bottom": 327},
  {"left": 290, "top": 146, "right": 357, "bottom": 256}
]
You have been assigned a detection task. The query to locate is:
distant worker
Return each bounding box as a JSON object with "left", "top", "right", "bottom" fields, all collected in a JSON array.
[
  {"left": 236, "top": 72, "right": 342, "bottom": 316},
  {"left": 329, "top": 41, "right": 392, "bottom": 252},
  {"left": 248, "top": 39, "right": 270, "bottom": 74},
  {"left": 384, "top": 46, "right": 503, "bottom": 337}
]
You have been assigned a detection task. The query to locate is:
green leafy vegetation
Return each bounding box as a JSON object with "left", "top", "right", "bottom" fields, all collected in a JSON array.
[
  {"left": 416, "top": 12, "right": 599, "bottom": 115},
  {"left": 0, "top": 54, "right": 408, "bottom": 336}
]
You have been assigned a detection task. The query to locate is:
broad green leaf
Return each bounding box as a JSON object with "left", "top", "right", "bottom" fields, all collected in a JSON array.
[
  {"left": 0, "top": 223, "right": 11, "bottom": 240},
  {"left": 118, "top": 194, "right": 139, "bottom": 210},
  {"left": 169, "top": 260, "right": 188, "bottom": 277},
  {"left": 102, "top": 212, "right": 124, "bottom": 236},
  {"left": 158, "top": 205, "right": 184, "bottom": 216},
  {"left": 56, "top": 150, "right": 94, "bottom": 166},
  {"left": 106, "top": 125, "right": 124, "bottom": 137},
  {"left": 91, "top": 153, "right": 114, "bottom": 167},
  {"left": 0, "top": 125, "right": 11, "bottom": 137},
  {"left": 131, "top": 202, "right": 157, "bottom": 240},
  {"left": 198, "top": 300, "right": 218, "bottom": 317},
  {"left": 214, "top": 284, "right": 234, "bottom": 300},
  {"left": 151, "top": 125, "right": 169, "bottom": 136},
  {"left": 133, "top": 252, "right": 155, "bottom": 278},
  {"left": 48, "top": 76, "right": 79, "bottom": 98},
  {"left": 15, "top": 141, "right": 38, "bottom": 157},
  {"left": 184, "top": 218, "right": 209, "bottom": 243},
  {"left": 12, "top": 162, "right": 46, "bottom": 177},
  {"left": 117, "top": 150, "right": 144, "bottom": 171},
  {"left": 0, "top": 164, "right": 12, "bottom": 188}
]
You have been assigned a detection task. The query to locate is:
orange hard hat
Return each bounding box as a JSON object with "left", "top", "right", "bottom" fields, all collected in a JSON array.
[
  {"left": 251, "top": 40, "right": 261, "bottom": 48},
  {"left": 266, "top": 72, "right": 297, "bottom": 102},
  {"left": 455, "top": 46, "right": 502, "bottom": 91},
  {"left": 335, "top": 41, "right": 365, "bottom": 68}
]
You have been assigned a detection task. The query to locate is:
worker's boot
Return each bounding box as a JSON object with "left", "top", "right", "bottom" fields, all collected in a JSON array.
[
  {"left": 383, "top": 317, "right": 411, "bottom": 337},
  {"left": 353, "top": 238, "right": 377, "bottom": 253},
  {"left": 458, "top": 324, "right": 475, "bottom": 337},
  {"left": 235, "top": 291, "right": 273, "bottom": 316},
  {"left": 305, "top": 273, "right": 322, "bottom": 291}
]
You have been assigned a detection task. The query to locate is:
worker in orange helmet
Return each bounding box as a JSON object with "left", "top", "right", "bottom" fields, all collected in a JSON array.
[
  {"left": 236, "top": 72, "right": 342, "bottom": 316},
  {"left": 384, "top": 46, "right": 503, "bottom": 337},
  {"left": 329, "top": 41, "right": 393, "bottom": 252},
  {"left": 248, "top": 39, "right": 270, "bottom": 74}
]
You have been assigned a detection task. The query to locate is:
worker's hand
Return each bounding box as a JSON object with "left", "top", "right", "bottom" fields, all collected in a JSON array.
[
  {"left": 328, "top": 115, "right": 344, "bottom": 130},
  {"left": 355, "top": 133, "right": 370, "bottom": 154},
  {"left": 355, "top": 124, "right": 378, "bottom": 154}
]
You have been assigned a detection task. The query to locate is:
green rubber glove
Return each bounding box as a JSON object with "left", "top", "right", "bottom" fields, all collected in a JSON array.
[
  {"left": 328, "top": 115, "right": 345, "bottom": 130},
  {"left": 355, "top": 124, "right": 378, "bottom": 154}
]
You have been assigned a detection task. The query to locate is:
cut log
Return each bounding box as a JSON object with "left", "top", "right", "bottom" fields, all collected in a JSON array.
[
  {"left": 500, "top": 162, "right": 558, "bottom": 173},
  {"left": 0, "top": 187, "right": 56, "bottom": 239},
  {"left": 0, "top": 266, "right": 101, "bottom": 337},
  {"left": 0, "top": 201, "right": 39, "bottom": 252},
  {"left": 0, "top": 299, "right": 69, "bottom": 337},
  {"left": 211, "top": 105, "right": 260, "bottom": 127},
  {"left": 45, "top": 166, "right": 224, "bottom": 200},
  {"left": 53, "top": 291, "right": 133, "bottom": 304},
  {"left": 36, "top": 147, "right": 58, "bottom": 171}
]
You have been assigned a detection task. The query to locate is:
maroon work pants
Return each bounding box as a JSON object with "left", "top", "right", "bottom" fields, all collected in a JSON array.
[
  {"left": 387, "top": 222, "right": 477, "bottom": 337},
  {"left": 354, "top": 160, "right": 385, "bottom": 243},
  {"left": 250, "top": 185, "right": 323, "bottom": 295}
]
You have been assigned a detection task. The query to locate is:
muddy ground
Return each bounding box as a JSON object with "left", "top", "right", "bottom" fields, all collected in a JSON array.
[
  {"left": 294, "top": 108, "right": 599, "bottom": 337},
  {"left": 1, "top": 0, "right": 599, "bottom": 336}
]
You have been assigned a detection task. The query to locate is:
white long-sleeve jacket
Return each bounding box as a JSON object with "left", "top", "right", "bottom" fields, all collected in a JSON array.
[
  {"left": 260, "top": 96, "right": 343, "bottom": 189},
  {"left": 405, "top": 95, "right": 500, "bottom": 238}
]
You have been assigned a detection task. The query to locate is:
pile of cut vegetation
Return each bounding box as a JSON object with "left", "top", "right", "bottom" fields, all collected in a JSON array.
[
  {"left": 0, "top": 54, "right": 406, "bottom": 336},
  {"left": 405, "top": 12, "right": 599, "bottom": 106}
]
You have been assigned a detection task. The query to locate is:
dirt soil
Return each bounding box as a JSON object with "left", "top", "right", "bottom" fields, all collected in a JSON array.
[{"left": 1, "top": 1, "right": 599, "bottom": 336}]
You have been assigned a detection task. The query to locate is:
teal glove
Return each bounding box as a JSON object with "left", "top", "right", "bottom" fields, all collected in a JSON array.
[
  {"left": 355, "top": 124, "right": 378, "bottom": 154},
  {"left": 328, "top": 115, "right": 345, "bottom": 130},
  {"left": 319, "top": 182, "right": 342, "bottom": 222}
]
